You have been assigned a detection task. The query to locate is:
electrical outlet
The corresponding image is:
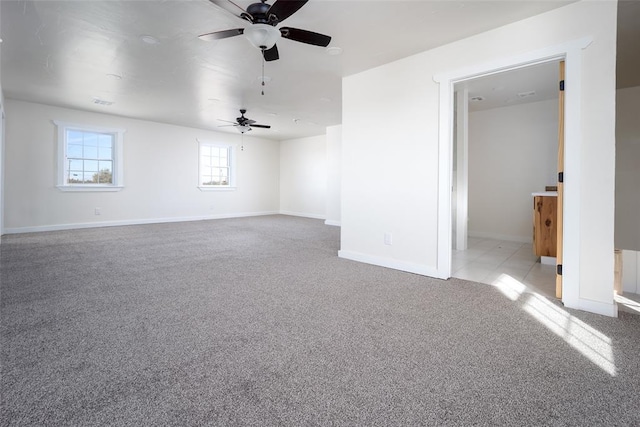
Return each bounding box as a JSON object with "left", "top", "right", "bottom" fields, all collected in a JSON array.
[
  {"left": 94, "top": 208, "right": 101, "bottom": 216},
  {"left": 384, "top": 232, "right": 393, "bottom": 245}
]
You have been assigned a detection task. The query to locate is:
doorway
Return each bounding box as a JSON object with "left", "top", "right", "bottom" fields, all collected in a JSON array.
[{"left": 450, "top": 62, "right": 560, "bottom": 299}]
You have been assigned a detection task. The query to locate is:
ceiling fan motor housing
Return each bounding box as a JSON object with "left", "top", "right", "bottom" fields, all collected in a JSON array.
[{"left": 247, "top": 2, "right": 276, "bottom": 24}]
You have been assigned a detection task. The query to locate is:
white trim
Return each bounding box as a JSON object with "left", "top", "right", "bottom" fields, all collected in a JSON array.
[
  {"left": 279, "top": 210, "right": 325, "bottom": 220},
  {"left": 53, "top": 120, "right": 126, "bottom": 190},
  {"left": 434, "top": 37, "right": 592, "bottom": 312},
  {"left": 2, "top": 211, "right": 280, "bottom": 234},
  {"left": 467, "top": 231, "right": 532, "bottom": 244},
  {"left": 454, "top": 88, "right": 469, "bottom": 251},
  {"left": 198, "top": 186, "right": 237, "bottom": 192},
  {"left": 56, "top": 185, "right": 124, "bottom": 192},
  {"left": 338, "top": 250, "right": 443, "bottom": 279},
  {"left": 564, "top": 297, "right": 618, "bottom": 318},
  {"left": 324, "top": 220, "right": 341, "bottom": 227}
]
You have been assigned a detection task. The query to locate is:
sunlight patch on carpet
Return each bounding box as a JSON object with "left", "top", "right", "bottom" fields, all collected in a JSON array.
[{"left": 491, "top": 274, "right": 616, "bottom": 377}]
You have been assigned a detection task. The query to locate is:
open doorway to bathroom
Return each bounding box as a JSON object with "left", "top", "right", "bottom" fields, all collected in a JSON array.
[{"left": 451, "top": 61, "right": 561, "bottom": 299}]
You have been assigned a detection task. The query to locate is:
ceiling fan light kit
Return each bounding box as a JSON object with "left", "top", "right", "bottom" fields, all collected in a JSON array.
[{"left": 244, "top": 24, "right": 280, "bottom": 50}]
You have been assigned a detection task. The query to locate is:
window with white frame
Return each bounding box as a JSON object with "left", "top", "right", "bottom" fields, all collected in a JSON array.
[
  {"left": 55, "top": 121, "right": 125, "bottom": 192},
  {"left": 198, "top": 140, "right": 236, "bottom": 190}
]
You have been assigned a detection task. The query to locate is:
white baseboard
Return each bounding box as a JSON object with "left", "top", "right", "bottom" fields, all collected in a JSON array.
[
  {"left": 324, "top": 219, "right": 341, "bottom": 227},
  {"left": 279, "top": 210, "right": 326, "bottom": 220},
  {"left": 338, "top": 250, "right": 444, "bottom": 279},
  {"left": 468, "top": 231, "right": 532, "bottom": 244},
  {"left": 564, "top": 297, "right": 619, "bottom": 318},
  {"left": 2, "top": 211, "right": 280, "bottom": 234}
]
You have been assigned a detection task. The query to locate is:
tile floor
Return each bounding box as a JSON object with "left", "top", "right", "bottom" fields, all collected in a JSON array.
[
  {"left": 452, "top": 237, "right": 557, "bottom": 299},
  {"left": 452, "top": 237, "right": 640, "bottom": 315}
]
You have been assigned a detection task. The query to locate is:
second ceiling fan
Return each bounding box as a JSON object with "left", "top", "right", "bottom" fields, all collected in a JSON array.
[{"left": 198, "top": 0, "right": 331, "bottom": 61}]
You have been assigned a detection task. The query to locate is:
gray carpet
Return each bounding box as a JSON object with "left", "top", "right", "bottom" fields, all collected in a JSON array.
[{"left": 1, "top": 215, "right": 639, "bottom": 426}]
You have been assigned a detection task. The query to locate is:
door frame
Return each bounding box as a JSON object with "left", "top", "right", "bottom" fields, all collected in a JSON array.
[{"left": 434, "top": 37, "right": 592, "bottom": 310}]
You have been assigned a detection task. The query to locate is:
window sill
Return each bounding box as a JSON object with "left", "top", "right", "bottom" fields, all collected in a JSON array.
[
  {"left": 57, "top": 185, "right": 124, "bottom": 192},
  {"left": 198, "top": 186, "right": 237, "bottom": 192}
]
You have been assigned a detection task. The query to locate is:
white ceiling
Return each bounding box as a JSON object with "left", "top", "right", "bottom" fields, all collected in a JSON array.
[
  {"left": 460, "top": 61, "right": 560, "bottom": 113},
  {"left": 1, "top": 0, "right": 635, "bottom": 140}
]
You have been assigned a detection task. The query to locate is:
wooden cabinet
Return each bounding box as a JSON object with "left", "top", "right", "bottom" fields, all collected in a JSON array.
[{"left": 533, "top": 195, "right": 557, "bottom": 257}]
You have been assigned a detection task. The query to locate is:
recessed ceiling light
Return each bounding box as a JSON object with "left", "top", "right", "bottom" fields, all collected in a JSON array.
[
  {"left": 517, "top": 90, "right": 536, "bottom": 98},
  {"left": 326, "top": 46, "right": 343, "bottom": 56},
  {"left": 470, "top": 96, "right": 484, "bottom": 102},
  {"left": 267, "top": 112, "right": 278, "bottom": 116},
  {"left": 141, "top": 35, "right": 159, "bottom": 45},
  {"left": 106, "top": 73, "right": 122, "bottom": 80},
  {"left": 293, "top": 118, "right": 301, "bottom": 124},
  {"left": 92, "top": 97, "right": 114, "bottom": 106}
]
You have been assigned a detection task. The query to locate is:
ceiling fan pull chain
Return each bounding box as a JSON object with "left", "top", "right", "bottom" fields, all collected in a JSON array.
[{"left": 260, "top": 52, "right": 264, "bottom": 95}]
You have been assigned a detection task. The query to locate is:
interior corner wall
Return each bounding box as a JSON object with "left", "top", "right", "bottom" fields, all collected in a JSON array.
[
  {"left": 3, "top": 99, "right": 280, "bottom": 232},
  {"left": 279, "top": 134, "right": 327, "bottom": 219},
  {"left": 468, "top": 99, "right": 558, "bottom": 242},
  {"left": 0, "top": 95, "right": 4, "bottom": 238},
  {"left": 325, "top": 125, "right": 342, "bottom": 226},
  {"left": 341, "top": 0, "right": 617, "bottom": 310},
  {"left": 615, "top": 86, "right": 640, "bottom": 251}
]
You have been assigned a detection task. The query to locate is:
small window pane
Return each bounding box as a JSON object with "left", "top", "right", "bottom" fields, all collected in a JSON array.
[
  {"left": 67, "top": 130, "right": 84, "bottom": 144},
  {"left": 83, "top": 133, "right": 98, "bottom": 147},
  {"left": 68, "top": 171, "right": 83, "bottom": 183},
  {"left": 98, "top": 134, "right": 113, "bottom": 148},
  {"left": 68, "top": 144, "right": 83, "bottom": 158},
  {"left": 68, "top": 159, "right": 83, "bottom": 170},
  {"left": 84, "top": 145, "right": 98, "bottom": 159},
  {"left": 98, "top": 161, "right": 112, "bottom": 173},
  {"left": 84, "top": 160, "right": 99, "bottom": 172},
  {"left": 98, "top": 145, "right": 112, "bottom": 160}
]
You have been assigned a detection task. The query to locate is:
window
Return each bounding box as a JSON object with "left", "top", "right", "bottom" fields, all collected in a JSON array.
[
  {"left": 55, "top": 121, "right": 125, "bottom": 192},
  {"left": 198, "top": 140, "right": 236, "bottom": 191}
]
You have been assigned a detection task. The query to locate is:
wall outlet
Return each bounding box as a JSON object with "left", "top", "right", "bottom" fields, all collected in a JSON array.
[
  {"left": 94, "top": 208, "right": 101, "bottom": 216},
  {"left": 384, "top": 232, "right": 393, "bottom": 245}
]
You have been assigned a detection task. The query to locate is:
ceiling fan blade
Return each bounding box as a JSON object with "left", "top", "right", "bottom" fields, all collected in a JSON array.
[
  {"left": 198, "top": 28, "right": 244, "bottom": 42},
  {"left": 208, "top": 0, "right": 253, "bottom": 21},
  {"left": 267, "top": 0, "right": 308, "bottom": 23},
  {"left": 279, "top": 27, "right": 331, "bottom": 47},
  {"left": 246, "top": 119, "right": 256, "bottom": 125},
  {"left": 251, "top": 124, "right": 271, "bottom": 129},
  {"left": 263, "top": 44, "right": 279, "bottom": 61}
]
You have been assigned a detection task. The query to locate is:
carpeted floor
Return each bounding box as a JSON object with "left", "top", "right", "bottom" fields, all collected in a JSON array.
[{"left": 1, "top": 215, "right": 639, "bottom": 426}]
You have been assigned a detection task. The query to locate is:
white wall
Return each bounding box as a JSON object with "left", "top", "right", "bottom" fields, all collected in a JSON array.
[
  {"left": 325, "top": 125, "right": 342, "bottom": 226},
  {"left": 3, "top": 99, "right": 280, "bottom": 232},
  {"left": 279, "top": 134, "right": 327, "bottom": 219},
  {"left": 615, "top": 86, "right": 640, "bottom": 251},
  {"left": 621, "top": 250, "right": 640, "bottom": 294},
  {"left": 341, "top": 0, "right": 617, "bottom": 314},
  {"left": 468, "top": 99, "right": 558, "bottom": 242}
]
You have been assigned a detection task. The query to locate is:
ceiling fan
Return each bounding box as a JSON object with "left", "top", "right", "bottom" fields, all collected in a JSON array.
[
  {"left": 219, "top": 109, "right": 271, "bottom": 133},
  {"left": 198, "top": 0, "right": 331, "bottom": 61}
]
